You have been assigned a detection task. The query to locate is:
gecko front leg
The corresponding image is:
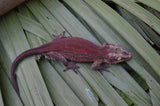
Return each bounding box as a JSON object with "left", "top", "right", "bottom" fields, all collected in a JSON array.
[
  {"left": 44, "top": 51, "right": 79, "bottom": 73},
  {"left": 91, "top": 60, "right": 110, "bottom": 74}
]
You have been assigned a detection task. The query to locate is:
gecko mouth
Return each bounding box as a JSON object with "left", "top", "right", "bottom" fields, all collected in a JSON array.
[{"left": 124, "top": 52, "right": 131, "bottom": 58}]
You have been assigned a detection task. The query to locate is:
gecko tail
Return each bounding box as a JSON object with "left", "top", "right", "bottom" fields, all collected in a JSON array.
[
  {"left": 11, "top": 56, "right": 21, "bottom": 95},
  {"left": 11, "top": 66, "right": 19, "bottom": 95},
  {"left": 11, "top": 48, "right": 41, "bottom": 95}
]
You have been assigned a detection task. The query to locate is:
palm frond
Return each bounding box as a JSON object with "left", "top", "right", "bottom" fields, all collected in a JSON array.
[{"left": 0, "top": 0, "right": 160, "bottom": 105}]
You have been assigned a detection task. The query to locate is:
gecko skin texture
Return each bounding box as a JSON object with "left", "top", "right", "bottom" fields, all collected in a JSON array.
[{"left": 11, "top": 32, "right": 131, "bottom": 94}]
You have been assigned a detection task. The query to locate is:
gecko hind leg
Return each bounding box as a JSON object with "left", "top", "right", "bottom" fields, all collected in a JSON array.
[
  {"left": 52, "top": 31, "right": 66, "bottom": 40},
  {"left": 44, "top": 51, "right": 79, "bottom": 73}
]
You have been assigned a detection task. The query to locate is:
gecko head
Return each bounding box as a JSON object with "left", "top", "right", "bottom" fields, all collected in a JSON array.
[{"left": 104, "top": 44, "right": 131, "bottom": 64}]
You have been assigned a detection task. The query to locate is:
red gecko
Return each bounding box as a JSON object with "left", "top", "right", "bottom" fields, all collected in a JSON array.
[{"left": 11, "top": 32, "right": 131, "bottom": 94}]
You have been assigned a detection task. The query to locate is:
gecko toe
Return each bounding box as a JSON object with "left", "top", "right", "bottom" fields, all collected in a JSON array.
[
  {"left": 73, "top": 69, "right": 78, "bottom": 74},
  {"left": 63, "top": 68, "right": 69, "bottom": 72},
  {"left": 99, "top": 68, "right": 110, "bottom": 74},
  {"left": 75, "top": 65, "right": 80, "bottom": 68},
  {"left": 93, "top": 64, "right": 110, "bottom": 74},
  {"left": 63, "top": 67, "right": 78, "bottom": 74}
]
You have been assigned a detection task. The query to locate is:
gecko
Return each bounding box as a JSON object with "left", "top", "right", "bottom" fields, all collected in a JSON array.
[{"left": 11, "top": 31, "right": 131, "bottom": 94}]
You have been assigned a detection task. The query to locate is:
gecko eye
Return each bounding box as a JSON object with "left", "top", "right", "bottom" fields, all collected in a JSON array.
[{"left": 122, "top": 51, "right": 130, "bottom": 56}]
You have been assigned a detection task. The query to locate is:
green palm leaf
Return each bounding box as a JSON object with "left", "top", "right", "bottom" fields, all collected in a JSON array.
[{"left": 0, "top": 0, "right": 160, "bottom": 105}]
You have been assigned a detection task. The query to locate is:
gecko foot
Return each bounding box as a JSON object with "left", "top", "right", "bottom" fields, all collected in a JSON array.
[
  {"left": 52, "top": 31, "right": 65, "bottom": 40},
  {"left": 63, "top": 62, "right": 79, "bottom": 73},
  {"left": 99, "top": 68, "right": 110, "bottom": 74},
  {"left": 94, "top": 64, "right": 110, "bottom": 74}
]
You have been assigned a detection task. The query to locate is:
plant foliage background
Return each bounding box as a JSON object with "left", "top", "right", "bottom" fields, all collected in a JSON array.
[{"left": 0, "top": 0, "right": 160, "bottom": 106}]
